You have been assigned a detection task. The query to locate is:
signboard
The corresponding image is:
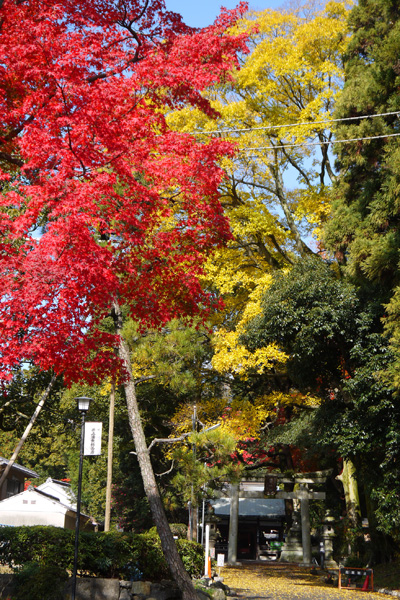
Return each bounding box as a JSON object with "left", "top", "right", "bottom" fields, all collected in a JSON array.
[
  {"left": 264, "top": 474, "right": 278, "bottom": 496},
  {"left": 84, "top": 422, "right": 102, "bottom": 456},
  {"left": 217, "top": 554, "right": 225, "bottom": 567},
  {"left": 338, "top": 568, "right": 373, "bottom": 592}
]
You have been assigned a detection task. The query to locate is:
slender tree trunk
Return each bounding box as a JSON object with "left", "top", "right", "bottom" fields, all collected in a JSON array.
[
  {"left": 112, "top": 301, "right": 198, "bottom": 600},
  {"left": 104, "top": 380, "right": 115, "bottom": 532},
  {"left": 0, "top": 375, "right": 56, "bottom": 495}
]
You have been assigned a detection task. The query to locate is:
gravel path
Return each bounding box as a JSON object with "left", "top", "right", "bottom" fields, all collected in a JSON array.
[{"left": 219, "top": 563, "right": 388, "bottom": 600}]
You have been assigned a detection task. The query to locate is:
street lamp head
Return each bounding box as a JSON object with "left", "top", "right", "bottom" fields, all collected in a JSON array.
[{"left": 75, "top": 396, "right": 92, "bottom": 413}]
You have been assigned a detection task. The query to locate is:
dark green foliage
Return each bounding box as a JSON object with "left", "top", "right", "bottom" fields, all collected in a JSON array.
[
  {"left": 175, "top": 539, "right": 204, "bottom": 578},
  {"left": 110, "top": 318, "right": 231, "bottom": 530},
  {"left": 240, "top": 258, "right": 366, "bottom": 390},
  {"left": 318, "top": 0, "right": 400, "bottom": 548},
  {"left": 323, "top": 0, "right": 400, "bottom": 401},
  {"left": 13, "top": 562, "right": 68, "bottom": 600},
  {"left": 0, "top": 526, "right": 203, "bottom": 581},
  {"left": 241, "top": 257, "right": 400, "bottom": 549},
  {"left": 370, "top": 486, "right": 400, "bottom": 542},
  {"left": 0, "top": 526, "right": 73, "bottom": 569},
  {"left": 137, "top": 533, "right": 204, "bottom": 580},
  {"left": 0, "top": 368, "right": 63, "bottom": 434},
  {"left": 325, "top": 0, "right": 400, "bottom": 291}
]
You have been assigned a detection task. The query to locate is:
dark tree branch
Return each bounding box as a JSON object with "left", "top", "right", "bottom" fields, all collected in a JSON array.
[
  {"left": 88, "top": 2, "right": 148, "bottom": 84},
  {"left": 280, "top": 146, "right": 312, "bottom": 188},
  {"left": 318, "top": 130, "right": 336, "bottom": 183},
  {"left": 0, "top": 152, "right": 24, "bottom": 167}
]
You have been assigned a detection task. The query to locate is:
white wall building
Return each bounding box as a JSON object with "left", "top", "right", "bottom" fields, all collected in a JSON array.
[
  {"left": 37, "top": 477, "right": 77, "bottom": 510},
  {"left": 0, "top": 483, "right": 93, "bottom": 531}
]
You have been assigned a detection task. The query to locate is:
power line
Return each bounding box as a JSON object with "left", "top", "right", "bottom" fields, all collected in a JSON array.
[
  {"left": 241, "top": 131, "right": 400, "bottom": 152},
  {"left": 186, "top": 110, "right": 400, "bottom": 137}
]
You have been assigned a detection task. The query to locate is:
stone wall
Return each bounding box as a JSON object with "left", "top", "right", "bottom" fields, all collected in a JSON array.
[
  {"left": 0, "top": 574, "right": 227, "bottom": 600},
  {"left": 64, "top": 578, "right": 181, "bottom": 600}
]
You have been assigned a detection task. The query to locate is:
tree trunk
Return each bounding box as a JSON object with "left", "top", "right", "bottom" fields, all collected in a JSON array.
[
  {"left": 112, "top": 302, "right": 198, "bottom": 600},
  {"left": 0, "top": 375, "right": 56, "bottom": 495},
  {"left": 337, "top": 458, "right": 361, "bottom": 527},
  {"left": 337, "top": 458, "right": 362, "bottom": 555},
  {"left": 104, "top": 380, "right": 115, "bottom": 532}
]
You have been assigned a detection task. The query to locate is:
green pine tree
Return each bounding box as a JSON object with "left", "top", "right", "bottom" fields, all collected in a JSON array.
[{"left": 325, "top": 0, "right": 400, "bottom": 294}]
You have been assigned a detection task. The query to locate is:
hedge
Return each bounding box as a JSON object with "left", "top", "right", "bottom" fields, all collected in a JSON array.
[
  {"left": 13, "top": 562, "right": 69, "bottom": 600},
  {"left": 0, "top": 526, "right": 204, "bottom": 581}
]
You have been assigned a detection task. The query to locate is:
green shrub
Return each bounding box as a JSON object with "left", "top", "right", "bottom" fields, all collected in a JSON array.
[
  {"left": 0, "top": 526, "right": 72, "bottom": 569},
  {"left": 136, "top": 529, "right": 203, "bottom": 580},
  {"left": 0, "top": 525, "right": 204, "bottom": 581},
  {"left": 78, "top": 530, "right": 135, "bottom": 578},
  {"left": 13, "top": 562, "right": 68, "bottom": 600},
  {"left": 131, "top": 532, "right": 170, "bottom": 581},
  {"left": 176, "top": 539, "right": 203, "bottom": 578}
]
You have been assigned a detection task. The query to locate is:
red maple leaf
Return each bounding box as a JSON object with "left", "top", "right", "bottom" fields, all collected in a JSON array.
[{"left": 0, "top": 0, "right": 248, "bottom": 384}]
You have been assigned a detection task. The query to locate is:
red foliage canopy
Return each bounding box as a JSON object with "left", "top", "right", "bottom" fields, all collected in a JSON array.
[{"left": 0, "top": 0, "right": 247, "bottom": 384}]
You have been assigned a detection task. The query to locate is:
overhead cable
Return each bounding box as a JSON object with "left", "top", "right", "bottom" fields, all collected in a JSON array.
[
  {"left": 186, "top": 110, "right": 400, "bottom": 136},
  {"left": 240, "top": 132, "right": 400, "bottom": 153}
]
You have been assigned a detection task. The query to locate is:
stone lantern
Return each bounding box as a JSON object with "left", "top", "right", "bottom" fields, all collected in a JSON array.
[
  {"left": 322, "top": 510, "right": 338, "bottom": 568},
  {"left": 205, "top": 504, "right": 219, "bottom": 553}
]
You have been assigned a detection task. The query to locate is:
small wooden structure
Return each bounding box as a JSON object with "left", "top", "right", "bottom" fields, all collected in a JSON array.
[{"left": 0, "top": 457, "right": 38, "bottom": 500}]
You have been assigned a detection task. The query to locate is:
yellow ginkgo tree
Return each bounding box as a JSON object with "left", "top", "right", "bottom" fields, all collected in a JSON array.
[
  {"left": 162, "top": 4, "right": 352, "bottom": 485},
  {"left": 171, "top": 0, "right": 349, "bottom": 387}
]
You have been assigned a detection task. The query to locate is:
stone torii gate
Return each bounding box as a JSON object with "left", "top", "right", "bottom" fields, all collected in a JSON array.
[{"left": 226, "top": 471, "right": 331, "bottom": 566}]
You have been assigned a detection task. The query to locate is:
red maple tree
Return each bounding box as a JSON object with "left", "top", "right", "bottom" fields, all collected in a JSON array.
[{"left": 0, "top": 1, "right": 247, "bottom": 597}]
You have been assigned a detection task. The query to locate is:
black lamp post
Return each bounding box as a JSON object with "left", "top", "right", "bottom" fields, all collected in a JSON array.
[{"left": 71, "top": 396, "right": 91, "bottom": 600}]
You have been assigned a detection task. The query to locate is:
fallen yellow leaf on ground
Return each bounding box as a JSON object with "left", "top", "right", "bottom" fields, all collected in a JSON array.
[{"left": 219, "top": 563, "right": 388, "bottom": 600}]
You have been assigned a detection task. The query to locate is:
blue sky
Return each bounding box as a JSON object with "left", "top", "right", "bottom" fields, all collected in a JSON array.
[{"left": 165, "top": 0, "right": 284, "bottom": 28}]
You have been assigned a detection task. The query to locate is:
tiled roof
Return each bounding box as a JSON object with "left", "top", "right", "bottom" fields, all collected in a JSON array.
[{"left": 0, "top": 457, "right": 39, "bottom": 478}]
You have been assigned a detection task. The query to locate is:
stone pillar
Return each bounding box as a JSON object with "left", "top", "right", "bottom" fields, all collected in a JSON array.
[
  {"left": 300, "top": 487, "right": 312, "bottom": 565},
  {"left": 228, "top": 483, "right": 239, "bottom": 564}
]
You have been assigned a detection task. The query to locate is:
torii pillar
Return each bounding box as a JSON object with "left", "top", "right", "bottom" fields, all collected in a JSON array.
[
  {"left": 225, "top": 476, "right": 326, "bottom": 567},
  {"left": 299, "top": 485, "right": 312, "bottom": 565},
  {"left": 227, "top": 483, "right": 239, "bottom": 564}
]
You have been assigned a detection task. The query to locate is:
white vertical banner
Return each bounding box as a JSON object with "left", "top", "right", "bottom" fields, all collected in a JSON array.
[{"left": 84, "top": 422, "right": 102, "bottom": 456}]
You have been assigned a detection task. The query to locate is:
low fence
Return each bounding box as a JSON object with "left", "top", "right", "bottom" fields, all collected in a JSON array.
[{"left": 338, "top": 568, "right": 373, "bottom": 592}]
